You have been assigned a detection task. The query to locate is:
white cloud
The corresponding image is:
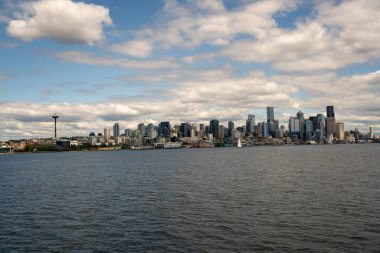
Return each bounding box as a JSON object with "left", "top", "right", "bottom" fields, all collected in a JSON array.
[
  {"left": 6, "top": 0, "right": 112, "bottom": 45},
  {"left": 55, "top": 50, "right": 178, "bottom": 70},
  {"left": 109, "top": 40, "right": 153, "bottom": 58}
]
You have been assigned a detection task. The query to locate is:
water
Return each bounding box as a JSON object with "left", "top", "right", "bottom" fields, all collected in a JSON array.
[{"left": 1, "top": 144, "right": 380, "bottom": 252}]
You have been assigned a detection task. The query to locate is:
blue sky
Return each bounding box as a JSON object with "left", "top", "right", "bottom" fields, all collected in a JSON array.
[{"left": 0, "top": 0, "right": 379, "bottom": 139}]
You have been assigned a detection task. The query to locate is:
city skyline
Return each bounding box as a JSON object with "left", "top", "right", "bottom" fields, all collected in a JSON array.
[{"left": 0, "top": 0, "right": 380, "bottom": 140}]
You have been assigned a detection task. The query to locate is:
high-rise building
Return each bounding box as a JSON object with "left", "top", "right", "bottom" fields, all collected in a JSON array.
[
  {"left": 267, "top": 107, "right": 274, "bottom": 123},
  {"left": 262, "top": 121, "right": 269, "bottom": 137},
  {"left": 147, "top": 123, "right": 156, "bottom": 139},
  {"left": 246, "top": 115, "right": 255, "bottom": 134},
  {"left": 297, "top": 110, "right": 305, "bottom": 139},
  {"left": 305, "top": 119, "right": 313, "bottom": 141},
  {"left": 327, "top": 105, "right": 335, "bottom": 118},
  {"left": 159, "top": 121, "right": 171, "bottom": 138},
  {"left": 113, "top": 123, "right": 120, "bottom": 137},
  {"left": 317, "top": 114, "right": 325, "bottom": 125},
  {"left": 199, "top": 123, "right": 205, "bottom": 131},
  {"left": 274, "top": 120, "right": 279, "bottom": 130},
  {"left": 326, "top": 117, "right": 336, "bottom": 139},
  {"left": 104, "top": 128, "right": 110, "bottom": 142},
  {"left": 336, "top": 123, "right": 344, "bottom": 140},
  {"left": 289, "top": 117, "right": 300, "bottom": 138},
  {"left": 138, "top": 123, "right": 146, "bottom": 137},
  {"left": 125, "top": 129, "right": 132, "bottom": 137},
  {"left": 369, "top": 126, "right": 374, "bottom": 138},
  {"left": 180, "top": 122, "right": 191, "bottom": 137},
  {"left": 218, "top": 125, "right": 225, "bottom": 139},
  {"left": 210, "top": 119, "right": 219, "bottom": 139},
  {"left": 228, "top": 121, "right": 234, "bottom": 137}
]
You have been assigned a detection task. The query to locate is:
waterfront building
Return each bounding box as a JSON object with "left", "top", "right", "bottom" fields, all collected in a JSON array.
[
  {"left": 262, "top": 121, "right": 269, "bottom": 138},
  {"left": 125, "top": 129, "right": 132, "bottom": 138},
  {"left": 336, "top": 123, "right": 344, "bottom": 140},
  {"left": 327, "top": 105, "right": 335, "bottom": 118},
  {"left": 274, "top": 120, "right": 279, "bottom": 130},
  {"left": 267, "top": 107, "right": 274, "bottom": 123},
  {"left": 326, "top": 117, "right": 336, "bottom": 136},
  {"left": 305, "top": 119, "right": 313, "bottom": 141},
  {"left": 113, "top": 123, "right": 120, "bottom": 137},
  {"left": 218, "top": 125, "right": 225, "bottom": 139},
  {"left": 246, "top": 115, "right": 255, "bottom": 134},
  {"left": 228, "top": 121, "right": 234, "bottom": 137},
  {"left": 199, "top": 123, "right": 205, "bottom": 131},
  {"left": 210, "top": 119, "right": 219, "bottom": 139},
  {"left": 289, "top": 117, "right": 300, "bottom": 139},
  {"left": 297, "top": 110, "right": 305, "bottom": 139},
  {"left": 159, "top": 121, "right": 171, "bottom": 138},
  {"left": 138, "top": 123, "right": 146, "bottom": 137},
  {"left": 180, "top": 122, "right": 191, "bottom": 137},
  {"left": 147, "top": 123, "right": 157, "bottom": 139},
  {"left": 369, "top": 126, "right": 374, "bottom": 138},
  {"left": 317, "top": 114, "right": 326, "bottom": 126},
  {"left": 104, "top": 128, "right": 110, "bottom": 142}
]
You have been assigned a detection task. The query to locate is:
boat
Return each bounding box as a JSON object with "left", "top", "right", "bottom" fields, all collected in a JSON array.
[{"left": 237, "top": 138, "right": 242, "bottom": 148}]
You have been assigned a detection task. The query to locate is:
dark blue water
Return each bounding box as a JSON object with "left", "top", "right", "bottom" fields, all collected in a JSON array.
[{"left": 1, "top": 144, "right": 380, "bottom": 252}]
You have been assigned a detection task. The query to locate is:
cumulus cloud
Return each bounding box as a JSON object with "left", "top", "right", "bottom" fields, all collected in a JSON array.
[
  {"left": 109, "top": 40, "right": 153, "bottom": 58},
  {"left": 6, "top": 0, "right": 112, "bottom": 45},
  {"left": 55, "top": 50, "right": 178, "bottom": 70}
]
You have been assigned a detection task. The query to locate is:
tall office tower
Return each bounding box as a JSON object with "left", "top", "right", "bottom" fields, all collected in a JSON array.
[
  {"left": 180, "top": 122, "right": 191, "bottom": 137},
  {"left": 113, "top": 123, "right": 120, "bottom": 137},
  {"left": 274, "top": 120, "right": 279, "bottom": 130},
  {"left": 336, "top": 123, "right": 344, "bottom": 140},
  {"left": 261, "top": 121, "right": 269, "bottom": 138},
  {"left": 318, "top": 121, "right": 325, "bottom": 136},
  {"left": 369, "top": 126, "right": 374, "bottom": 138},
  {"left": 125, "top": 129, "right": 132, "bottom": 138},
  {"left": 192, "top": 123, "right": 200, "bottom": 132},
  {"left": 218, "top": 125, "right": 225, "bottom": 139},
  {"left": 326, "top": 117, "right": 335, "bottom": 137},
  {"left": 297, "top": 111, "right": 305, "bottom": 139},
  {"left": 138, "top": 123, "right": 146, "bottom": 137},
  {"left": 159, "top": 121, "right": 171, "bottom": 138},
  {"left": 210, "top": 119, "right": 219, "bottom": 139},
  {"left": 228, "top": 121, "right": 234, "bottom": 137},
  {"left": 289, "top": 117, "right": 300, "bottom": 138},
  {"left": 199, "top": 123, "right": 205, "bottom": 131},
  {"left": 268, "top": 122, "right": 275, "bottom": 136},
  {"left": 327, "top": 105, "right": 335, "bottom": 118},
  {"left": 317, "top": 114, "right": 325, "bottom": 125},
  {"left": 204, "top": 126, "right": 209, "bottom": 135},
  {"left": 267, "top": 107, "right": 274, "bottom": 123},
  {"left": 147, "top": 123, "right": 156, "bottom": 139},
  {"left": 104, "top": 128, "right": 110, "bottom": 142},
  {"left": 246, "top": 115, "right": 255, "bottom": 134},
  {"left": 305, "top": 119, "right": 313, "bottom": 141}
]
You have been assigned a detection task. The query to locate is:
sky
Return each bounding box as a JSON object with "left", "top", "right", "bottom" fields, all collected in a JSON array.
[{"left": 0, "top": 0, "right": 379, "bottom": 140}]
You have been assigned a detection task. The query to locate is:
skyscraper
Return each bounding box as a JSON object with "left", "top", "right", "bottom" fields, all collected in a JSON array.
[
  {"left": 138, "top": 123, "right": 146, "bottom": 137},
  {"left": 261, "top": 121, "right": 269, "bottom": 137},
  {"left": 267, "top": 107, "right": 274, "bottom": 123},
  {"left": 159, "top": 121, "right": 171, "bottom": 138},
  {"left": 289, "top": 117, "right": 300, "bottom": 138},
  {"left": 246, "top": 115, "right": 255, "bottom": 134},
  {"left": 327, "top": 105, "right": 335, "bottom": 118},
  {"left": 210, "top": 119, "right": 219, "bottom": 139},
  {"left": 336, "top": 123, "right": 344, "bottom": 140},
  {"left": 113, "top": 123, "right": 120, "bottom": 137},
  {"left": 104, "top": 128, "right": 110, "bottom": 142}
]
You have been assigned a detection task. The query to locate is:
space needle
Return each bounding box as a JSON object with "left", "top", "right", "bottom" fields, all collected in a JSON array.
[{"left": 52, "top": 114, "right": 59, "bottom": 139}]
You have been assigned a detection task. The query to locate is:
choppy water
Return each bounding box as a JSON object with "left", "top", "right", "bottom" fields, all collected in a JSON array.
[{"left": 1, "top": 144, "right": 380, "bottom": 252}]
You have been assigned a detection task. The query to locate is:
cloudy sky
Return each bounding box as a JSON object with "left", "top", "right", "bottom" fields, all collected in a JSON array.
[{"left": 0, "top": 0, "right": 379, "bottom": 140}]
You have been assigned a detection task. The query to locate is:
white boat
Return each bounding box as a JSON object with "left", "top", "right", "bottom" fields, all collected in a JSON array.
[{"left": 237, "top": 138, "right": 242, "bottom": 148}]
